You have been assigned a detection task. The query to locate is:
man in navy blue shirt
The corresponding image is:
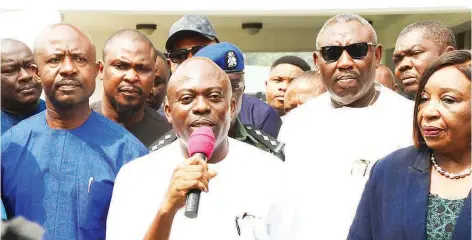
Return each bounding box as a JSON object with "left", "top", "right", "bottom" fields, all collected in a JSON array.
[
  {"left": 1, "top": 39, "right": 46, "bottom": 134},
  {"left": 239, "top": 94, "right": 282, "bottom": 138}
]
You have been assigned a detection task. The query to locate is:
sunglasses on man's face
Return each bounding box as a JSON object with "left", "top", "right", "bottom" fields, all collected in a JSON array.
[
  {"left": 318, "top": 42, "right": 376, "bottom": 63},
  {"left": 167, "top": 45, "right": 207, "bottom": 64}
]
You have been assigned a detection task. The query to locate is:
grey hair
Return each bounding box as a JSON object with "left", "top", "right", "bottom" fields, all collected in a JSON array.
[{"left": 316, "top": 13, "right": 377, "bottom": 49}]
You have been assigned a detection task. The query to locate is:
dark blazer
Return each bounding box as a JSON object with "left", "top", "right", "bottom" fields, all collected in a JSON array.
[{"left": 348, "top": 146, "right": 471, "bottom": 240}]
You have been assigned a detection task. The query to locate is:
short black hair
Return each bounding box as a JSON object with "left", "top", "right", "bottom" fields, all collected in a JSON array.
[
  {"left": 398, "top": 20, "right": 457, "bottom": 50},
  {"left": 271, "top": 55, "right": 311, "bottom": 72},
  {"left": 102, "top": 29, "right": 157, "bottom": 62}
]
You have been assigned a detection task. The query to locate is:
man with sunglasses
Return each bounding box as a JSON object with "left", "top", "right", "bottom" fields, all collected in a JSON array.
[
  {"left": 165, "top": 15, "right": 219, "bottom": 73},
  {"left": 1, "top": 39, "right": 45, "bottom": 134},
  {"left": 266, "top": 13, "right": 414, "bottom": 240},
  {"left": 164, "top": 15, "right": 283, "bottom": 139}
]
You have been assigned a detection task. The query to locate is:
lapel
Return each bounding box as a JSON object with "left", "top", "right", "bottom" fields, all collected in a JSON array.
[
  {"left": 403, "top": 147, "right": 430, "bottom": 240},
  {"left": 452, "top": 191, "right": 471, "bottom": 240}
]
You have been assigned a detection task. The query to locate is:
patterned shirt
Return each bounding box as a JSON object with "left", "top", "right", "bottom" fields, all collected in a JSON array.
[{"left": 426, "top": 193, "right": 466, "bottom": 240}]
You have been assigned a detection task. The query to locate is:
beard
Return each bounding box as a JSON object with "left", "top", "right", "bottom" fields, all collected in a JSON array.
[{"left": 109, "top": 95, "right": 142, "bottom": 118}]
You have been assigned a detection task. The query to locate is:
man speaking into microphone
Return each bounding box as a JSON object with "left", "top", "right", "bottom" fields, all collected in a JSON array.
[{"left": 106, "top": 57, "right": 283, "bottom": 239}]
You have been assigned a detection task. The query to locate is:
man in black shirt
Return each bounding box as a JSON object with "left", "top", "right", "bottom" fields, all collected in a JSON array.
[{"left": 91, "top": 29, "right": 171, "bottom": 147}]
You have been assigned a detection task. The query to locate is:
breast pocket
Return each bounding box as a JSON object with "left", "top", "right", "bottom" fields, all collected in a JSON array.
[{"left": 78, "top": 179, "right": 114, "bottom": 240}]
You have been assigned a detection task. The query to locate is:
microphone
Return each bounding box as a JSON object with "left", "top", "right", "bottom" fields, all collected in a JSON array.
[{"left": 185, "top": 126, "right": 216, "bottom": 218}]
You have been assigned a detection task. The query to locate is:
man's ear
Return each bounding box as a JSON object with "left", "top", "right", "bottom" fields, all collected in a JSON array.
[
  {"left": 375, "top": 44, "right": 383, "bottom": 67},
  {"left": 30, "top": 63, "right": 42, "bottom": 83},
  {"left": 98, "top": 60, "right": 105, "bottom": 80},
  {"left": 163, "top": 97, "right": 172, "bottom": 124},
  {"left": 444, "top": 46, "right": 455, "bottom": 53},
  {"left": 313, "top": 51, "right": 320, "bottom": 69},
  {"left": 230, "top": 97, "right": 236, "bottom": 119}
]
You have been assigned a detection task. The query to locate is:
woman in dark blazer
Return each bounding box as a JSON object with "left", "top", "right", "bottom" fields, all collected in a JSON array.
[{"left": 348, "top": 50, "right": 471, "bottom": 240}]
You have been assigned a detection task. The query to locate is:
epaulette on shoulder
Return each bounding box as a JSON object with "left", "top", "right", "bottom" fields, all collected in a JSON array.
[
  {"left": 148, "top": 130, "right": 177, "bottom": 152},
  {"left": 243, "top": 124, "right": 285, "bottom": 161}
]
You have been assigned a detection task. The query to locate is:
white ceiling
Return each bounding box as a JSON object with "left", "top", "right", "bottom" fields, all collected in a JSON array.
[{"left": 62, "top": 11, "right": 406, "bottom": 31}]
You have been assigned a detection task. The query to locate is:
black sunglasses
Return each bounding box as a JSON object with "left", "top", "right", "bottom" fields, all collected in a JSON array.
[
  {"left": 167, "top": 45, "right": 207, "bottom": 64},
  {"left": 318, "top": 42, "right": 376, "bottom": 63}
]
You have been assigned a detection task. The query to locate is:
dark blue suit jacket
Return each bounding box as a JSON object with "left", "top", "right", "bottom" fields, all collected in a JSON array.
[{"left": 348, "top": 146, "right": 471, "bottom": 240}]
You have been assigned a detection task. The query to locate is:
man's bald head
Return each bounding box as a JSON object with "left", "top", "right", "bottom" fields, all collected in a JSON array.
[
  {"left": 1, "top": 38, "right": 31, "bottom": 53},
  {"left": 167, "top": 57, "right": 231, "bottom": 100},
  {"left": 33, "top": 24, "right": 96, "bottom": 61},
  {"left": 102, "top": 29, "right": 157, "bottom": 63},
  {"left": 375, "top": 65, "right": 396, "bottom": 90},
  {"left": 1, "top": 38, "right": 42, "bottom": 111},
  {"left": 164, "top": 57, "right": 235, "bottom": 152},
  {"left": 284, "top": 70, "right": 326, "bottom": 113},
  {"left": 31, "top": 23, "right": 98, "bottom": 108}
]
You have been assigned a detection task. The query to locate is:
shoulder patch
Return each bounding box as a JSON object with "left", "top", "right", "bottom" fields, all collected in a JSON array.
[
  {"left": 244, "top": 124, "right": 285, "bottom": 161},
  {"left": 148, "top": 130, "right": 177, "bottom": 152}
]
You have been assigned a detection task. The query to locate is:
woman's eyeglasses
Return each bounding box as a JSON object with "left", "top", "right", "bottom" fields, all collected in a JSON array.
[
  {"left": 167, "top": 45, "right": 207, "bottom": 64},
  {"left": 318, "top": 42, "right": 376, "bottom": 63}
]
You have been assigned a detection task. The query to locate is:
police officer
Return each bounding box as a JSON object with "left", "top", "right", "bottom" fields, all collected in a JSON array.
[{"left": 150, "top": 42, "right": 284, "bottom": 161}]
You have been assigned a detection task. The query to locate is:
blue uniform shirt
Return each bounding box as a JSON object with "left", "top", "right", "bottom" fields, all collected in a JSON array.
[
  {"left": 1, "top": 99, "right": 46, "bottom": 134},
  {"left": 238, "top": 94, "right": 282, "bottom": 138},
  {"left": 1, "top": 111, "right": 149, "bottom": 239}
]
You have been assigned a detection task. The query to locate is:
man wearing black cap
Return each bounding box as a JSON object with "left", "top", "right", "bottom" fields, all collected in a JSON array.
[
  {"left": 165, "top": 15, "right": 219, "bottom": 73},
  {"left": 163, "top": 15, "right": 282, "bottom": 138},
  {"left": 151, "top": 42, "right": 285, "bottom": 161}
]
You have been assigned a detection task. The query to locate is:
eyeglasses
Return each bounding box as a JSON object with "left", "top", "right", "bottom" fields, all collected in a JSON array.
[
  {"left": 167, "top": 45, "right": 207, "bottom": 64},
  {"left": 318, "top": 42, "right": 376, "bottom": 63}
]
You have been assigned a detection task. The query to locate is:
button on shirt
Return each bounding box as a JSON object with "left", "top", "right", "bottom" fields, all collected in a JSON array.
[{"left": 1, "top": 111, "right": 149, "bottom": 239}]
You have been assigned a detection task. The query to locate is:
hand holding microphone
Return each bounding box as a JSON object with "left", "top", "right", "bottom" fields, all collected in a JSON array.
[{"left": 161, "top": 127, "right": 216, "bottom": 218}]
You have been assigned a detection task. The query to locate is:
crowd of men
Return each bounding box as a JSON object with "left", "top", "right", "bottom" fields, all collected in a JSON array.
[{"left": 0, "top": 12, "right": 463, "bottom": 239}]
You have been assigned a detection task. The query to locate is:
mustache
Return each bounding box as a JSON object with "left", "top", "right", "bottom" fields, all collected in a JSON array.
[
  {"left": 118, "top": 85, "right": 143, "bottom": 95},
  {"left": 57, "top": 79, "right": 82, "bottom": 87},
  {"left": 190, "top": 118, "right": 216, "bottom": 126},
  {"left": 333, "top": 70, "right": 360, "bottom": 81},
  {"left": 399, "top": 72, "right": 418, "bottom": 80},
  {"left": 19, "top": 82, "right": 39, "bottom": 90}
]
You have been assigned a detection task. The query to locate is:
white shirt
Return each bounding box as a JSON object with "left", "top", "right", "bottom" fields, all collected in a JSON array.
[
  {"left": 267, "top": 84, "right": 414, "bottom": 240},
  {"left": 106, "top": 138, "right": 283, "bottom": 240}
]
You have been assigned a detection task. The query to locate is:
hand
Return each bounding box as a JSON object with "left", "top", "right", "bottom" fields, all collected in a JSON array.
[{"left": 160, "top": 156, "right": 218, "bottom": 214}]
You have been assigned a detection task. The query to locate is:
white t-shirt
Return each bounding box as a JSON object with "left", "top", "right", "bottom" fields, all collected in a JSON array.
[
  {"left": 268, "top": 84, "right": 414, "bottom": 240},
  {"left": 106, "top": 138, "right": 283, "bottom": 240}
]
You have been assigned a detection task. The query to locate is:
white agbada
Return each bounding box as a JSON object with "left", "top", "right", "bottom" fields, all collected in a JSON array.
[
  {"left": 106, "top": 137, "right": 283, "bottom": 240},
  {"left": 267, "top": 84, "right": 414, "bottom": 240}
]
